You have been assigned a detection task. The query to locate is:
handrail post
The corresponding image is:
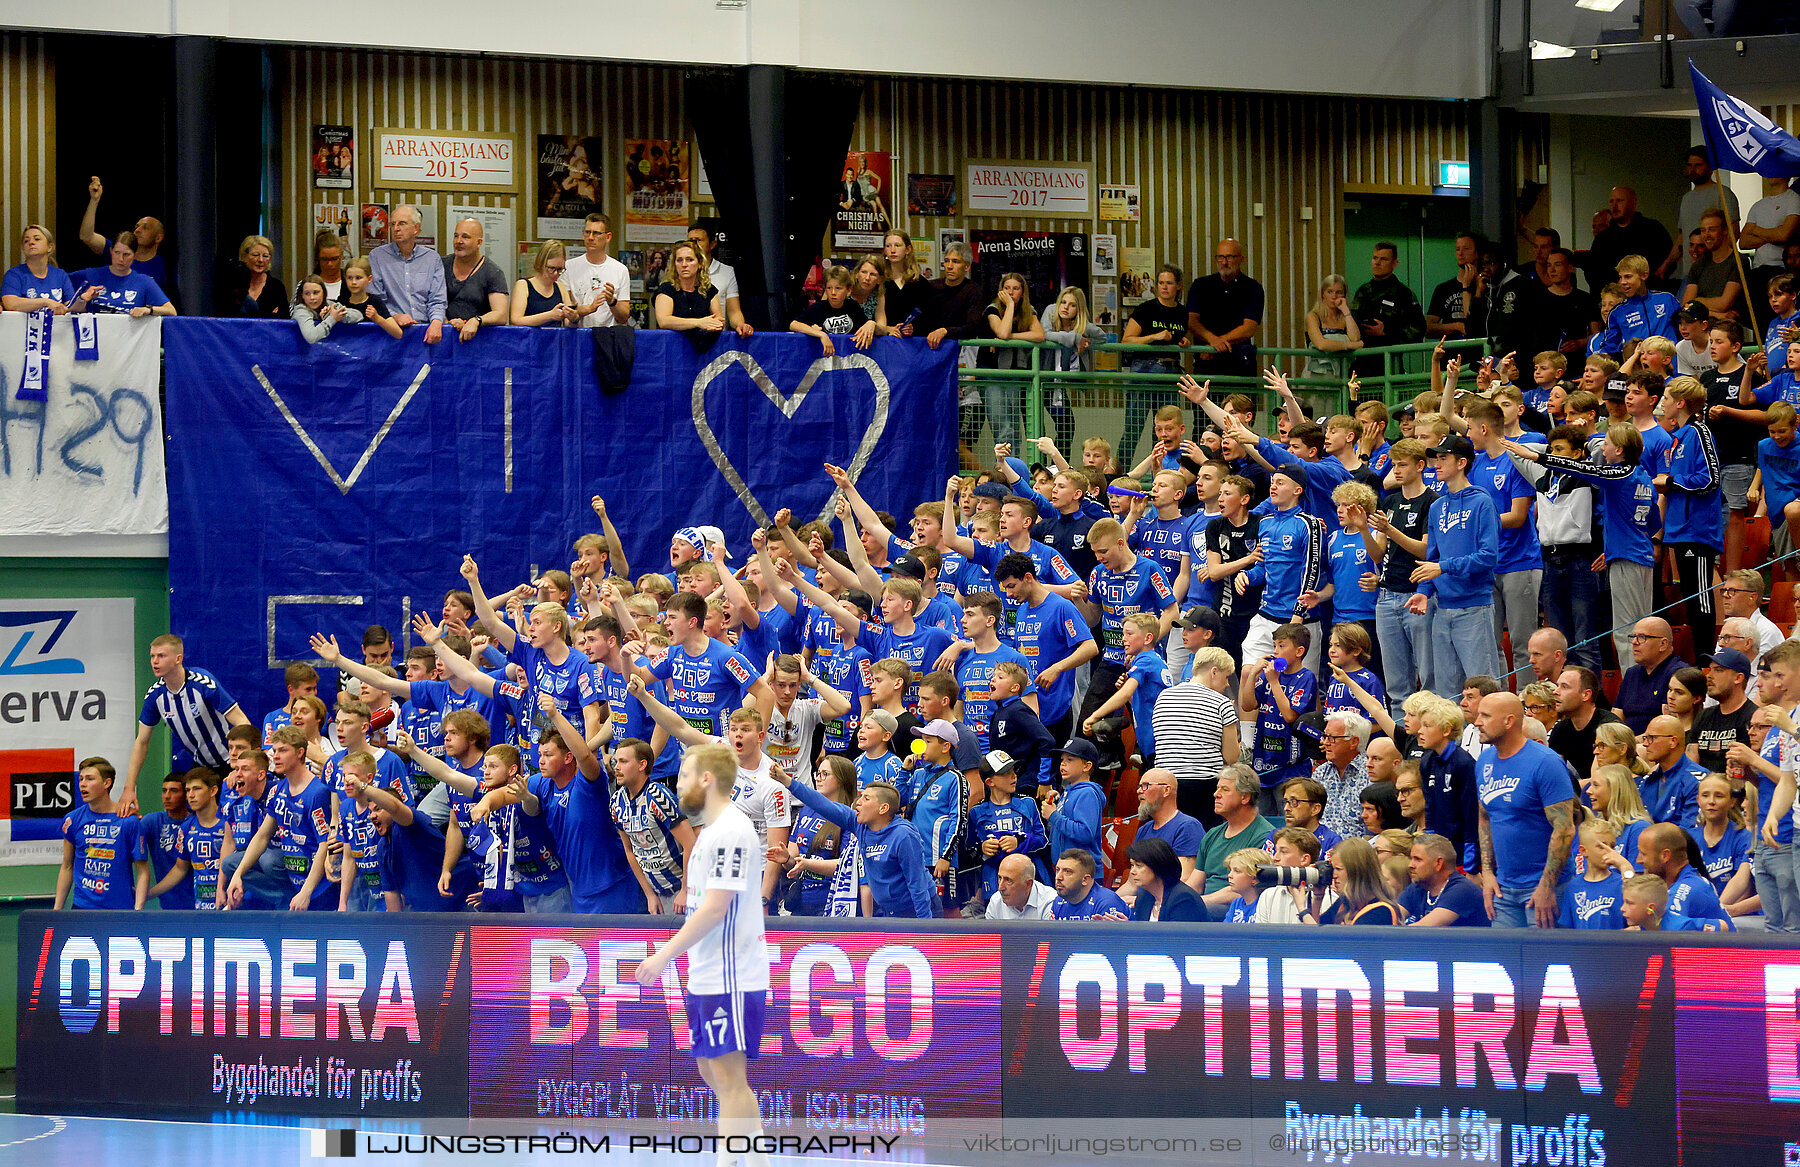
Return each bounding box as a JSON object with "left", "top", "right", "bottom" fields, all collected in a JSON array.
[{"left": 1026, "top": 343, "right": 1044, "bottom": 444}]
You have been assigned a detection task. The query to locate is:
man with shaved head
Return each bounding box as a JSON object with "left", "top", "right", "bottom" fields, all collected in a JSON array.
[
  {"left": 1526, "top": 628, "right": 1568, "bottom": 686},
  {"left": 1473, "top": 692, "right": 1578, "bottom": 927},
  {"left": 1637, "top": 713, "right": 1703, "bottom": 830},
  {"left": 1616, "top": 616, "right": 1687, "bottom": 733},
  {"left": 1185, "top": 237, "right": 1264, "bottom": 381},
  {"left": 368, "top": 203, "right": 447, "bottom": 343},
  {"left": 984, "top": 852, "right": 1055, "bottom": 919},
  {"left": 443, "top": 218, "right": 510, "bottom": 343},
  {"left": 1591, "top": 185, "right": 1675, "bottom": 286},
  {"left": 1636, "top": 821, "right": 1727, "bottom": 922}
]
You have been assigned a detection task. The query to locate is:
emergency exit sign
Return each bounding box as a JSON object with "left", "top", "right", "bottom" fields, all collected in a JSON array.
[{"left": 1439, "top": 161, "right": 1471, "bottom": 188}]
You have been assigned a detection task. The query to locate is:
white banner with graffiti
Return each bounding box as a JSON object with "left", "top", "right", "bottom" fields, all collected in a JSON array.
[{"left": 0, "top": 313, "right": 168, "bottom": 536}]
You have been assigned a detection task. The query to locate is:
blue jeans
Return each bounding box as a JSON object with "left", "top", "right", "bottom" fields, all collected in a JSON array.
[
  {"left": 1540, "top": 550, "right": 1604, "bottom": 671},
  {"left": 1755, "top": 839, "right": 1798, "bottom": 932},
  {"left": 1493, "top": 879, "right": 1566, "bottom": 928},
  {"left": 1376, "top": 591, "right": 1431, "bottom": 716},
  {"left": 524, "top": 884, "right": 574, "bottom": 914},
  {"left": 982, "top": 382, "right": 1021, "bottom": 450},
  {"left": 219, "top": 848, "right": 290, "bottom": 909},
  {"left": 1431, "top": 602, "right": 1501, "bottom": 699}
]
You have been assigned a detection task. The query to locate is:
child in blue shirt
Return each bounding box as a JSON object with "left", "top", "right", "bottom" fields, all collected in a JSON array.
[
  {"left": 1321, "top": 622, "right": 1385, "bottom": 723},
  {"left": 1321, "top": 483, "right": 1381, "bottom": 632},
  {"left": 1753, "top": 401, "right": 1800, "bottom": 548},
  {"left": 1764, "top": 274, "right": 1800, "bottom": 372},
  {"left": 1079, "top": 613, "right": 1171, "bottom": 760},
  {"left": 854, "top": 710, "right": 906, "bottom": 794},
  {"left": 968, "top": 756, "right": 1049, "bottom": 898},
  {"left": 1239, "top": 623, "right": 1317, "bottom": 790},
  {"left": 1557, "top": 821, "right": 1626, "bottom": 930},
  {"left": 1221, "top": 849, "right": 1264, "bottom": 923}
]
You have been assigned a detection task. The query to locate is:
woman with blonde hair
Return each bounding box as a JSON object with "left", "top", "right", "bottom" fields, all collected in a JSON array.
[
  {"left": 2, "top": 223, "right": 75, "bottom": 312},
  {"left": 1304, "top": 273, "right": 1363, "bottom": 381},
  {"left": 1593, "top": 719, "right": 1650, "bottom": 780},
  {"left": 876, "top": 229, "right": 925, "bottom": 337},
  {"left": 512, "top": 239, "right": 578, "bottom": 327},
  {"left": 975, "top": 271, "right": 1044, "bottom": 448},
  {"left": 1041, "top": 285, "right": 1107, "bottom": 454},
  {"left": 653, "top": 241, "right": 723, "bottom": 340},
  {"left": 1585, "top": 762, "right": 1653, "bottom": 864},
  {"left": 1316, "top": 838, "right": 1402, "bottom": 925},
  {"left": 224, "top": 234, "right": 288, "bottom": 317}
]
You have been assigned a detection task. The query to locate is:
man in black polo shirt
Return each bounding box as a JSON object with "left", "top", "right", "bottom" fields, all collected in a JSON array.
[
  {"left": 1184, "top": 237, "right": 1264, "bottom": 380},
  {"left": 1546, "top": 666, "right": 1620, "bottom": 771},
  {"left": 1616, "top": 618, "right": 1688, "bottom": 733}
]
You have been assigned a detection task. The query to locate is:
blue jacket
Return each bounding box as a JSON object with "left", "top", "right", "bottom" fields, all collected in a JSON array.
[
  {"left": 1536, "top": 453, "right": 1659, "bottom": 568},
  {"left": 1661, "top": 420, "right": 1723, "bottom": 550},
  {"left": 1256, "top": 438, "right": 1354, "bottom": 533},
  {"left": 1419, "top": 484, "right": 1499, "bottom": 609},
  {"left": 1598, "top": 291, "right": 1679, "bottom": 354},
  {"left": 1047, "top": 778, "right": 1106, "bottom": 860},
  {"left": 910, "top": 764, "right": 968, "bottom": 863},
  {"left": 989, "top": 695, "right": 1057, "bottom": 792},
  {"left": 789, "top": 779, "right": 936, "bottom": 918},
  {"left": 1244, "top": 503, "right": 1325, "bottom": 624},
  {"left": 1418, "top": 741, "right": 1480, "bottom": 869},
  {"left": 1640, "top": 755, "right": 1703, "bottom": 831},
  {"left": 969, "top": 796, "right": 1050, "bottom": 895}
]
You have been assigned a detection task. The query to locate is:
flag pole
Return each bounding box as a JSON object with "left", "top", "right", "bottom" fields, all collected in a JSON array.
[{"left": 1722, "top": 180, "right": 1761, "bottom": 342}]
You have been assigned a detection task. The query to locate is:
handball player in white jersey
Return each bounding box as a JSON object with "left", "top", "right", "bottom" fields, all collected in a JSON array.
[{"left": 637, "top": 742, "right": 772, "bottom": 1167}]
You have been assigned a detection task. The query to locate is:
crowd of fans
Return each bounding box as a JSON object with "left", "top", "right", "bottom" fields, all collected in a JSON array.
[{"left": 39, "top": 154, "right": 1800, "bottom": 932}]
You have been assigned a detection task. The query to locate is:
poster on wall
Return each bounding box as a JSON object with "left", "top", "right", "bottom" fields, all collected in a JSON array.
[
  {"left": 965, "top": 159, "right": 1092, "bottom": 218},
  {"left": 532, "top": 134, "right": 604, "bottom": 239},
  {"left": 374, "top": 128, "right": 519, "bottom": 194},
  {"left": 692, "top": 150, "right": 712, "bottom": 202},
  {"left": 313, "top": 203, "right": 353, "bottom": 255},
  {"left": 936, "top": 226, "right": 967, "bottom": 268},
  {"left": 1092, "top": 233, "right": 1118, "bottom": 277},
  {"left": 311, "top": 124, "right": 355, "bottom": 190},
  {"left": 360, "top": 203, "right": 389, "bottom": 253},
  {"left": 534, "top": 134, "right": 604, "bottom": 240},
  {"left": 907, "top": 172, "right": 958, "bottom": 217},
  {"left": 1098, "top": 184, "right": 1139, "bottom": 222},
  {"left": 1091, "top": 279, "right": 1119, "bottom": 329},
  {"left": 832, "top": 150, "right": 893, "bottom": 250},
  {"left": 970, "top": 230, "right": 1090, "bottom": 316},
  {"left": 1119, "top": 245, "right": 1155, "bottom": 305},
  {"left": 0, "top": 598, "right": 139, "bottom": 866},
  {"left": 623, "top": 138, "right": 690, "bottom": 243},
  {"left": 913, "top": 238, "right": 939, "bottom": 280},
  {"left": 447, "top": 204, "right": 516, "bottom": 285}
]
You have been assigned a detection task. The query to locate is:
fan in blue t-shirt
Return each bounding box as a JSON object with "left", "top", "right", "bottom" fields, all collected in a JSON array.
[
  {"left": 74, "top": 233, "right": 174, "bottom": 316},
  {"left": 56, "top": 761, "right": 149, "bottom": 910}
]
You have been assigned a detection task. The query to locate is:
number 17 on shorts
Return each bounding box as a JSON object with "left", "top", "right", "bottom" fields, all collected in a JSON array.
[{"left": 685, "top": 990, "right": 767, "bottom": 1059}]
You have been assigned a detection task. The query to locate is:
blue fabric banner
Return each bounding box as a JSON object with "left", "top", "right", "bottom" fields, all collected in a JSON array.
[{"left": 163, "top": 320, "right": 957, "bottom": 720}]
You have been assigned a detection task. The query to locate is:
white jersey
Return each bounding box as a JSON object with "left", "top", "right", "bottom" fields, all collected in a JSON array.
[
  {"left": 718, "top": 744, "right": 793, "bottom": 849},
  {"left": 765, "top": 699, "right": 823, "bottom": 775},
  {"left": 683, "top": 803, "right": 771, "bottom": 993}
]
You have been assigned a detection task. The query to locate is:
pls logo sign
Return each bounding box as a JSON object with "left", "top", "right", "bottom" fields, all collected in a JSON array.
[{"left": 0, "top": 599, "right": 137, "bottom": 864}]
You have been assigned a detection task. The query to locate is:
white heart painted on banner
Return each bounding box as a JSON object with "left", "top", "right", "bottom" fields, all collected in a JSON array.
[{"left": 691, "top": 351, "right": 891, "bottom": 527}]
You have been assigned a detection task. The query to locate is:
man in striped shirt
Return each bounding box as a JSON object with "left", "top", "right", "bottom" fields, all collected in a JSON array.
[{"left": 126, "top": 634, "right": 250, "bottom": 814}]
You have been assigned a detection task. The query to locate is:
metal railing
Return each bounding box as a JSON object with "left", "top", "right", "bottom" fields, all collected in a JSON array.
[{"left": 952, "top": 336, "right": 1491, "bottom": 459}]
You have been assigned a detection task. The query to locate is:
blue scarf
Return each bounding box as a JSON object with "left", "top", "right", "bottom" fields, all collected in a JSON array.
[
  {"left": 17, "top": 308, "right": 49, "bottom": 401},
  {"left": 74, "top": 313, "right": 99, "bottom": 361}
]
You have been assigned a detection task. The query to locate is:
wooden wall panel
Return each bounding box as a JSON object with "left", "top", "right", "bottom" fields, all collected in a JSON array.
[
  {"left": 0, "top": 34, "right": 53, "bottom": 271},
  {"left": 278, "top": 49, "right": 1470, "bottom": 347}
]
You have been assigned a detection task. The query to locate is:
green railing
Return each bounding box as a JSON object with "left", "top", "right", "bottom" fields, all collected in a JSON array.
[{"left": 954, "top": 336, "right": 1492, "bottom": 446}]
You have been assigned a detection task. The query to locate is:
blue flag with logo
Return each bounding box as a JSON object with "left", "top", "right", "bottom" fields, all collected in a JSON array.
[
  {"left": 162, "top": 320, "right": 956, "bottom": 720},
  {"left": 1691, "top": 61, "right": 1800, "bottom": 176}
]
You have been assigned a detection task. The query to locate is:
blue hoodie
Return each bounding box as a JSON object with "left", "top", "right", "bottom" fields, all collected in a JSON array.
[
  {"left": 1418, "top": 483, "right": 1499, "bottom": 610},
  {"left": 1661, "top": 419, "right": 1723, "bottom": 550},
  {"left": 1598, "top": 290, "right": 1679, "bottom": 354},
  {"left": 1244, "top": 503, "right": 1325, "bottom": 624},
  {"left": 1046, "top": 778, "right": 1106, "bottom": 859},
  {"left": 788, "top": 779, "right": 936, "bottom": 918},
  {"left": 1535, "top": 452, "right": 1659, "bottom": 568}
]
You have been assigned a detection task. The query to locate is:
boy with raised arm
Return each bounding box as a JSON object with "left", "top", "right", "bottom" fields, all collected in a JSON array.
[
  {"left": 460, "top": 555, "right": 607, "bottom": 750},
  {"left": 340, "top": 762, "right": 469, "bottom": 912},
  {"left": 226, "top": 726, "right": 335, "bottom": 911},
  {"left": 509, "top": 694, "right": 643, "bottom": 914},
  {"left": 765, "top": 763, "right": 937, "bottom": 919}
]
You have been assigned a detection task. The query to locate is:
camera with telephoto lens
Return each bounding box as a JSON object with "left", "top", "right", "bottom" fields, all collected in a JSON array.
[{"left": 1255, "top": 861, "right": 1332, "bottom": 888}]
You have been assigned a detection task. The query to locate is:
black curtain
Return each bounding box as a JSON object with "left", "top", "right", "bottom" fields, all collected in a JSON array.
[{"left": 686, "top": 68, "right": 863, "bottom": 328}]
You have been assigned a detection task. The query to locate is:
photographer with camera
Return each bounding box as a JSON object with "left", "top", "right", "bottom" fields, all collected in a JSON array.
[
  {"left": 1315, "top": 837, "right": 1403, "bottom": 924},
  {"left": 1252, "top": 826, "right": 1335, "bottom": 923}
]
